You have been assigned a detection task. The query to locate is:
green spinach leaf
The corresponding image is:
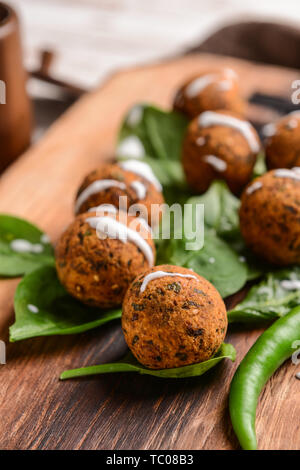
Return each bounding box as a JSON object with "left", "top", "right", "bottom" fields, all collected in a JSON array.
[
  {"left": 187, "top": 181, "right": 240, "bottom": 239},
  {"left": 60, "top": 343, "right": 236, "bottom": 380},
  {"left": 226, "top": 233, "right": 269, "bottom": 281},
  {"left": 10, "top": 265, "right": 122, "bottom": 341},
  {"left": 0, "top": 214, "right": 54, "bottom": 277},
  {"left": 228, "top": 267, "right": 300, "bottom": 323},
  {"left": 156, "top": 224, "right": 248, "bottom": 298},
  {"left": 117, "top": 104, "right": 189, "bottom": 189},
  {"left": 253, "top": 151, "right": 267, "bottom": 178}
]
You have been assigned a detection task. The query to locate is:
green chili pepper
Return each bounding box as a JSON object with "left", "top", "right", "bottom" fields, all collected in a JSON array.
[{"left": 229, "top": 305, "right": 300, "bottom": 450}]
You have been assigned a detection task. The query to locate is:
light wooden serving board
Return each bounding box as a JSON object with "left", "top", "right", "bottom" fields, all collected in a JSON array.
[{"left": 0, "top": 54, "right": 299, "bottom": 450}]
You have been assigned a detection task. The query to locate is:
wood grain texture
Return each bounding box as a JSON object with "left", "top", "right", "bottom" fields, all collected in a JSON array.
[{"left": 0, "top": 53, "right": 300, "bottom": 450}]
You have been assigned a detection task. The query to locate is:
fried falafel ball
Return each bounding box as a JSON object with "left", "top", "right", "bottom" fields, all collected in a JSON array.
[
  {"left": 240, "top": 168, "right": 300, "bottom": 265},
  {"left": 56, "top": 211, "right": 155, "bottom": 308},
  {"left": 75, "top": 163, "right": 164, "bottom": 227},
  {"left": 264, "top": 112, "right": 300, "bottom": 170},
  {"left": 122, "top": 265, "right": 227, "bottom": 369},
  {"left": 182, "top": 110, "right": 261, "bottom": 195},
  {"left": 173, "top": 68, "right": 246, "bottom": 118}
]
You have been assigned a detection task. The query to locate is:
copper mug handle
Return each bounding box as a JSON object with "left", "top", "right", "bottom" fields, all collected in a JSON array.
[{"left": 0, "top": 2, "right": 32, "bottom": 173}]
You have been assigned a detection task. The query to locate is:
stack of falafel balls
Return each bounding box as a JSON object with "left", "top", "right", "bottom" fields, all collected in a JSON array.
[{"left": 55, "top": 67, "right": 300, "bottom": 370}]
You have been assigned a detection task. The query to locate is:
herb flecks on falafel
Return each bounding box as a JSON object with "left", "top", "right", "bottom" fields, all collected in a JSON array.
[
  {"left": 173, "top": 68, "right": 246, "bottom": 118},
  {"left": 56, "top": 211, "right": 155, "bottom": 308},
  {"left": 240, "top": 169, "right": 300, "bottom": 266},
  {"left": 265, "top": 112, "right": 300, "bottom": 170},
  {"left": 122, "top": 265, "right": 227, "bottom": 369},
  {"left": 182, "top": 110, "right": 260, "bottom": 195},
  {"left": 75, "top": 163, "right": 164, "bottom": 227}
]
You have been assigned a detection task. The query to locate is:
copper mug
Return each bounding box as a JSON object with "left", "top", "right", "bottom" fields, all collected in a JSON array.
[{"left": 0, "top": 2, "right": 32, "bottom": 173}]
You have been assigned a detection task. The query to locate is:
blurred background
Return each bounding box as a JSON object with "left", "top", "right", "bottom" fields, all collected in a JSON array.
[
  {"left": 7, "top": 0, "right": 300, "bottom": 89},
  {"left": 3, "top": 0, "right": 300, "bottom": 141}
]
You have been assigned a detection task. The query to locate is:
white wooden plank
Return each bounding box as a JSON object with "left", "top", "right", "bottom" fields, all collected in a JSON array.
[{"left": 5, "top": 0, "right": 300, "bottom": 89}]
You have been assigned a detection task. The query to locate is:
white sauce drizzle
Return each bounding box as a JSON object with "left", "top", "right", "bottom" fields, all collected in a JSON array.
[
  {"left": 130, "top": 180, "right": 147, "bottom": 199},
  {"left": 287, "top": 118, "right": 298, "bottom": 129},
  {"left": 218, "top": 80, "right": 232, "bottom": 91},
  {"left": 296, "top": 372, "right": 300, "bottom": 380},
  {"left": 198, "top": 111, "right": 260, "bottom": 153},
  {"left": 120, "top": 160, "right": 162, "bottom": 192},
  {"left": 140, "top": 270, "right": 198, "bottom": 293},
  {"left": 86, "top": 216, "right": 154, "bottom": 267},
  {"left": 246, "top": 181, "right": 263, "bottom": 195},
  {"left": 224, "top": 68, "right": 238, "bottom": 80},
  {"left": 196, "top": 136, "right": 206, "bottom": 146},
  {"left": 274, "top": 169, "right": 300, "bottom": 181},
  {"left": 262, "top": 123, "right": 277, "bottom": 137},
  {"left": 185, "top": 74, "right": 217, "bottom": 98},
  {"left": 10, "top": 239, "right": 44, "bottom": 254},
  {"left": 88, "top": 203, "right": 118, "bottom": 214},
  {"left": 126, "top": 105, "right": 143, "bottom": 127},
  {"left": 263, "top": 112, "right": 300, "bottom": 138},
  {"left": 117, "top": 136, "right": 145, "bottom": 159},
  {"left": 27, "top": 304, "right": 39, "bottom": 314},
  {"left": 203, "top": 155, "right": 227, "bottom": 172},
  {"left": 185, "top": 69, "right": 236, "bottom": 98},
  {"left": 75, "top": 180, "right": 126, "bottom": 214},
  {"left": 40, "top": 234, "right": 50, "bottom": 244},
  {"left": 281, "top": 280, "right": 300, "bottom": 290}
]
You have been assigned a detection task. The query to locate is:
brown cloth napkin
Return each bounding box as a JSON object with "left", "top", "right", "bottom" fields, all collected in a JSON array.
[{"left": 188, "top": 21, "right": 300, "bottom": 70}]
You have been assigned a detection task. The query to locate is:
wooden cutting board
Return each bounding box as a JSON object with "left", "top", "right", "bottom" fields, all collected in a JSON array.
[{"left": 0, "top": 53, "right": 299, "bottom": 450}]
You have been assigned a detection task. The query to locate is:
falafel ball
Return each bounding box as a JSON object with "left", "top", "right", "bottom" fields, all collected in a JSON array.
[
  {"left": 173, "top": 68, "right": 246, "bottom": 118},
  {"left": 56, "top": 211, "right": 156, "bottom": 308},
  {"left": 240, "top": 168, "right": 300, "bottom": 265},
  {"left": 265, "top": 112, "right": 300, "bottom": 170},
  {"left": 182, "top": 110, "right": 260, "bottom": 195},
  {"left": 75, "top": 163, "right": 164, "bottom": 227},
  {"left": 122, "top": 265, "right": 227, "bottom": 369}
]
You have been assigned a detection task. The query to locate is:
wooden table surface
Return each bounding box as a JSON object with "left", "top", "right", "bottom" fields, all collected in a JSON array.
[{"left": 0, "top": 53, "right": 299, "bottom": 450}]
